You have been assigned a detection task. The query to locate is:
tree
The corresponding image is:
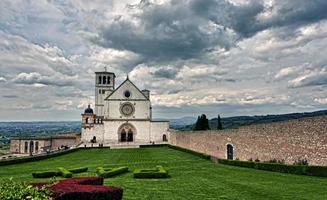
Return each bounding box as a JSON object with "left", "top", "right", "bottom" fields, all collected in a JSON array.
[
  {"left": 217, "top": 114, "right": 223, "bottom": 130},
  {"left": 193, "top": 114, "right": 210, "bottom": 131}
]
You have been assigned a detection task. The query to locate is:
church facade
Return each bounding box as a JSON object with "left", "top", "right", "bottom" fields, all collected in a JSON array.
[{"left": 81, "top": 71, "right": 169, "bottom": 145}]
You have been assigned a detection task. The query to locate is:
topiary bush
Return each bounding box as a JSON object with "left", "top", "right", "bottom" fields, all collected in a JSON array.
[
  {"left": 32, "top": 177, "right": 123, "bottom": 200},
  {"left": 32, "top": 171, "right": 61, "bottom": 178},
  {"left": 133, "top": 166, "right": 169, "bottom": 179},
  {"left": 58, "top": 167, "right": 73, "bottom": 178},
  {"left": 96, "top": 166, "right": 128, "bottom": 178},
  {"left": 68, "top": 167, "right": 88, "bottom": 174}
]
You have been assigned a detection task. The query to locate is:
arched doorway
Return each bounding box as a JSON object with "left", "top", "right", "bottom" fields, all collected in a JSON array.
[
  {"left": 227, "top": 144, "right": 233, "bottom": 160},
  {"left": 118, "top": 123, "right": 136, "bottom": 143},
  {"left": 30, "top": 141, "right": 34, "bottom": 155},
  {"left": 163, "top": 134, "right": 167, "bottom": 142}
]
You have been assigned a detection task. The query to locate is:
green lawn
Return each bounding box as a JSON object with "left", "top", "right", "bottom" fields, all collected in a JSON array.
[{"left": 0, "top": 147, "right": 326, "bottom": 200}]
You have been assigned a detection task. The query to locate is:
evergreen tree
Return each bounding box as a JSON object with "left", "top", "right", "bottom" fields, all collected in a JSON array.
[
  {"left": 194, "top": 114, "right": 210, "bottom": 130},
  {"left": 193, "top": 116, "right": 201, "bottom": 130},
  {"left": 217, "top": 114, "right": 223, "bottom": 130}
]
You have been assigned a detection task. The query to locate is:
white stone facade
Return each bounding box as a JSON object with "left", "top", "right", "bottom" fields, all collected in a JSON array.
[{"left": 81, "top": 72, "right": 169, "bottom": 145}]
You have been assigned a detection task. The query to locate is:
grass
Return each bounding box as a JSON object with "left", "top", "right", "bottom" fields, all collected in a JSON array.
[{"left": 0, "top": 147, "right": 326, "bottom": 199}]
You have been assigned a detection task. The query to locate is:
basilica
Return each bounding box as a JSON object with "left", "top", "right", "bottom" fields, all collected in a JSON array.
[{"left": 81, "top": 70, "right": 169, "bottom": 146}]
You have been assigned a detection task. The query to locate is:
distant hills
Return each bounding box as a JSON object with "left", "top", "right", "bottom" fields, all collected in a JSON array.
[{"left": 170, "top": 109, "right": 327, "bottom": 130}]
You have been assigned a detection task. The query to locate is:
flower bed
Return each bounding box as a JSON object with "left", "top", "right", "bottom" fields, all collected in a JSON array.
[
  {"left": 133, "top": 165, "right": 169, "bottom": 179},
  {"left": 32, "top": 177, "right": 123, "bottom": 200}
]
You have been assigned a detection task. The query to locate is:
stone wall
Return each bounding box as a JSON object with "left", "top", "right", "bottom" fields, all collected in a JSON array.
[{"left": 169, "top": 116, "right": 327, "bottom": 166}]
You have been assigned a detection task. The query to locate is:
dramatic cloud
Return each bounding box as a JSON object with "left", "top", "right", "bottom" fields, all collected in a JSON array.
[{"left": 0, "top": 0, "right": 327, "bottom": 120}]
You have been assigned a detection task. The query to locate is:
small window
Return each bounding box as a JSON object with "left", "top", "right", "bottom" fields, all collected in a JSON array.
[
  {"left": 103, "top": 76, "right": 106, "bottom": 84},
  {"left": 108, "top": 76, "right": 111, "bottom": 84},
  {"left": 86, "top": 117, "right": 89, "bottom": 124},
  {"left": 102, "top": 90, "right": 105, "bottom": 94},
  {"left": 124, "top": 90, "right": 131, "bottom": 98},
  {"left": 98, "top": 76, "right": 102, "bottom": 84}
]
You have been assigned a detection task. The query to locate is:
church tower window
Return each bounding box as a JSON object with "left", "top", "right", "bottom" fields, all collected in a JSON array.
[
  {"left": 103, "top": 76, "right": 106, "bottom": 84},
  {"left": 98, "top": 76, "right": 102, "bottom": 84}
]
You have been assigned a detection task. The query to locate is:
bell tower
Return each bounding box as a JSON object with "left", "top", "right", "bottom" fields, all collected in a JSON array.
[{"left": 95, "top": 69, "right": 115, "bottom": 117}]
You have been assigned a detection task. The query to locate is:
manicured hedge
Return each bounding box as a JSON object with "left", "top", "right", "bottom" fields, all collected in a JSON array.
[
  {"left": 68, "top": 167, "right": 88, "bottom": 174},
  {"left": 218, "top": 159, "right": 256, "bottom": 169},
  {"left": 168, "top": 145, "right": 211, "bottom": 160},
  {"left": 32, "top": 177, "right": 123, "bottom": 200},
  {"left": 58, "top": 167, "right": 73, "bottom": 178},
  {"left": 139, "top": 144, "right": 168, "bottom": 148},
  {"left": 305, "top": 166, "right": 327, "bottom": 177},
  {"left": 0, "top": 148, "right": 80, "bottom": 166},
  {"left": 32, "top": 171, "right": 60, "bottom": 178},
  {"left": 96, "top": 167, "right": 128, "bottom": 178},
  {"left": 133, "top": 165, "right": 169, "bottom": 179},
  {"left": 255, "top": 162, "right": 306, "bottom": 175},
  {"left": 218, "top": 159, "right": 327, "bottom": 177}
]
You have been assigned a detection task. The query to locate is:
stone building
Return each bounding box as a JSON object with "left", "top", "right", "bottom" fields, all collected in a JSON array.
[
  {"left": 81, "top": 70, "right": 169, "bottom": 145},
  {"left": 10, "top": 134, "right": 81, "bottom": 155}
]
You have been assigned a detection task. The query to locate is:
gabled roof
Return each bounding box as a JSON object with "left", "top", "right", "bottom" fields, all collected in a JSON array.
[{"left": 105, "top": 77, "right": 149, "bottom": 100}]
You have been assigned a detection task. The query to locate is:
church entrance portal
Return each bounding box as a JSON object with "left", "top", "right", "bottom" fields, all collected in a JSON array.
[{"left": 118, "top": 123, "right": 136, "bottom": 143}]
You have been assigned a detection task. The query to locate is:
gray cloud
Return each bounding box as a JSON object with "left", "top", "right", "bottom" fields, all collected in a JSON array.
[
  {"left": 93, "top": 0, "right": 327, "bottom": 61},
  {"left": 151, "top": 67, "right": 178, "bottom": 79},
  {"left": 0, "top": 0, "right": 327, "bottom": 120},
  {"left": 12, "top": 72, "right": 77, "bottom": 87}
]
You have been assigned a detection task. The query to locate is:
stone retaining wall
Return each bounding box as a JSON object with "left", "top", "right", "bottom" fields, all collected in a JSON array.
[{"left": 169, "top": 116, "right": 327, "bottom": 166}]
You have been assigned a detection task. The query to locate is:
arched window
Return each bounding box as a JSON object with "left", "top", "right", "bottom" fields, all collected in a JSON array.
[
  {"left": 98, "top": 76, "right": 102, "bottom": 84},
  {"left": 227, "top": 144, "right": 234, "bottom": 160},
  {"left": 85, "top": 117, "right": 89, "bottom": 124},
  {"left": 103, "top": 76, "right": 106, "bottom": 84},
  {"left": 108, "top": 76, "right": 111, "bottom": 84}
]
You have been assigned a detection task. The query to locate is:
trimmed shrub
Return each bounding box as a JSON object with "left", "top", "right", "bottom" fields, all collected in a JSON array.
[
  {"left": 0, "top": 148, "right": 80, "bottom": 166},
  {"left": 32, "top": 177, "right": 123, "bottom": 200},
  {"left": 305, "top": 166, "right": 327, "bottom": 177},
  {"left": 254, "top": 162, "right": 306, "bottom": 175},
  {"left": 68, "top": 167, "right": 88, "bottom": 174},
  {"left": 218, "top": 159, "right": 255, "bottom": 169},
  {"left": 168, "top": 145, "right": 211, "bottom": 160},
  {"left": 218, "top": 159, "right": 327, "bottom": 177},
  {"left": 133, "top": 165, "right": 169, "bottom": 179},
  {"left": 58, "top": 167, "right": 73, "bottom": 178},
  {"left": 96, "top": 166, "right": 128, "bottom": 178},
  {"left": 139, "top": 144, "right": 168, "bottom": 148},
  {"left": 32, "top": 171, "right": 60, "bottom": 178}
]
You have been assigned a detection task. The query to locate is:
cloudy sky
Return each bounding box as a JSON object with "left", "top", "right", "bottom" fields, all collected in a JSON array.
[{"left": 0, "top": 0, "right": 327, "bottom": 121}]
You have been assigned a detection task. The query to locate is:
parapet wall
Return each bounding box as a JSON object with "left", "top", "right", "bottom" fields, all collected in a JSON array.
[{"left": 169, "top": 116, "right": 327, "bottom": 166}]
